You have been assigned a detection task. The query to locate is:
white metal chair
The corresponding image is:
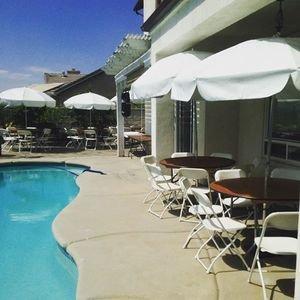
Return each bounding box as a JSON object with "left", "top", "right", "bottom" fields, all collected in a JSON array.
[
  {"left": 248, "top": 212, "right": 299, "bottom": 300},
  {"left": 192, "top": 188, "right": 249, "bottom": 273},
  {"left": 66, "top": 128, "right": 84, "bottom": 150},
  {"left": 171, "top": 152, "right": 194, "bottom": 158},
  {"left": 214, "top": 169, "right": 252, "bottom": 219},
  {"left": 177, "top": 168, "right": 211, "bottom": 222},
  {"left": 179, "top": 178, "right": 223, "bottom": 248},
  {"left": 84, "top": 129, "right": 97, "bottom": 150},
  {"left": 171, "top": 152, "right": 194, "bottom": 178},
  {"left": 271, "top": 167, "right": 300, "bottom": 181},
  {"left": 144, "top": 163, "right": 181, "bottom": 219},
  {"left": 17, "top": 129, "right": 34, "bottom": 152},
  {"left": 210, "top": 152, "right": 233, "bottom": 159},
  {"left": 141, "top": 155, "right": 172, "bottom": 204}
]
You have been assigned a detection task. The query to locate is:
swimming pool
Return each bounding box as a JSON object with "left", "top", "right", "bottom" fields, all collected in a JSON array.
[{"left": 0, "top": 163, "right": 87, "bottom": 299}]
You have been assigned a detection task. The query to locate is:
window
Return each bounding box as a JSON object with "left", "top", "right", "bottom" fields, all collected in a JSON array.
[
  {"left": 265, "top": 99, "right": 300, "bottom": 162},
  {"left": 272, "top": 99, "right": 300, "bottom": 142}
]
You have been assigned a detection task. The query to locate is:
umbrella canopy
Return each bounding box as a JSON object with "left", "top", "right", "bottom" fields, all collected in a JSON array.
[
  {"left": 64, "top": 92, "right": 115, "bottom": 110},
  {"left": 172, "top": 38, "right": 300, "bottom": 102},
  {"left": 130, "top": 51, "right": 211, "bottom": 100},
  {"left": 0, "top": 87, "right": 56, "bottom": 107}
]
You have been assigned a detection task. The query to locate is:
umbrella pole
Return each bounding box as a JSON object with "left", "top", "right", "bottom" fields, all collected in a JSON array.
[
  {"left": 89, "top": 110, "right": 92, "bottom": 128},
  {"left": 265, "top": 96, "right": 275, "bottom": 178},
  {"left": 193, "top": 98, "right": 198, "bottom": 156},
  {"left": 24, "top": 108, "right": 28, "bottom": 128}
]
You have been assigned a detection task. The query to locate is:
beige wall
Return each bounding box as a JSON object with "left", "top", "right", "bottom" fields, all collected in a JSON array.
[
  {"left": 238, "top": 100, "right": 266, "bottom": 166},
  {"left": 151, "top": 94, "right": 174, "bottom": 161},
  {"left": 204, "top": 101, "right": 239, "bottom": 159}
]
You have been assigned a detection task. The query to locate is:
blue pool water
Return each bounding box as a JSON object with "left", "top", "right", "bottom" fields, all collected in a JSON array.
[{"left": 0, "top": 163, "right": 86, "bottom": 300}]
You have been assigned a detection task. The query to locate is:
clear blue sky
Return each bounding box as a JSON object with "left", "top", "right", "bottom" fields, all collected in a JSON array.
[{"left": 0, "top": 0, "right": 143, "bottom": 91}]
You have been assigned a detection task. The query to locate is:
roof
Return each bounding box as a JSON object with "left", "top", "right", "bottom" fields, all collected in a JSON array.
[
  {"left": 46, "top": 68, "right": 108, "bottom": 95},
  {"left": 142, "top": 0, "right": 181, "bottom": 32},
  {"left": 133, "top": 0, "right": 143, "bottom": 13},
  {"left": 102, "top": 33, "right": 151, "bottom": 76},
  {"left": 28, "top": 82, "right": 64, "bottom": 92}
]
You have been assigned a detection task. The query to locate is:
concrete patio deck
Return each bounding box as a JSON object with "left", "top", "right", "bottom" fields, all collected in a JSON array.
[{"left": 0, "top": 151, "right": 295, "bottom": 299}]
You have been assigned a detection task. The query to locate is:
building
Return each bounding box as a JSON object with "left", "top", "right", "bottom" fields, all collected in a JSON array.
[
  {"left": 126, "top": 0, "right": 300, "bottom": 169},
  {"left": 43, "top": 68, "right": 115, "bottom": 106},
  {"left": 44, "top": 68, "right": 84, "bottom": 84}
]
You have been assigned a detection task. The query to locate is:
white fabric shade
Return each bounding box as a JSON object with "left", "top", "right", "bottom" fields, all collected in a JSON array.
[
  {"left": 64, "top": 92, "right": 115, "bottom": 110},
  {"left": 130, "top": 51, "right": 211, "bottom": 100},
  {"left": 171, "top": 38, "right": 300, "bottom": 102},
  {"left": 0, "top": 87, "right": 56, "bottom": 107}
]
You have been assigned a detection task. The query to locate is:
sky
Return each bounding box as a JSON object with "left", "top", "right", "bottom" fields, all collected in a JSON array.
[{"left": 0, "top": 0, "right": 143, "bottom": 91}]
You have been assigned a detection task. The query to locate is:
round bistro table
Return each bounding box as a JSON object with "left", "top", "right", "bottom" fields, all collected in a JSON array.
[
  {"left": 210, "top": 177, "right": 300, "bottom": 236},
  {"left": 160, "top": 156, "right": 235, "bottom": 179}
]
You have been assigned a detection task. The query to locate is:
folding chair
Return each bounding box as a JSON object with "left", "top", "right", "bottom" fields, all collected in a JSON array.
[
  {"left": 214, "top": 169, "right": 252, "bottom": 220},
  {"left": 144, "top": 163, "right": 181, "bottom": 219},
  {"left": 248, "top": 212, "right": 299, "bottom": 300},
  {"left": 192, "top": 188, "right": 249, "bottom": 273},
  {"left": 84, "top": 129, "right": 97, "bottom": 150},
  {"left": 141, "top": 155, "right": 171, "bottom": 204},
  {"left": 177, "top": 168, "right": 211, "bottom": 222},
  {"left": 179, "top": 178, "right": 223, "bottom": 248}
]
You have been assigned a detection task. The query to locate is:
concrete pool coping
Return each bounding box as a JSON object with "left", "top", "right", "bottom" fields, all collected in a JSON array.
[{"left": 0, "top": 151, "right": 295, "bottom": 299}]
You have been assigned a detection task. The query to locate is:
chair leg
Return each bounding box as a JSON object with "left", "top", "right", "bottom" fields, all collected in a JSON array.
[
  {"left": 143, "top": 189, "right": 156, "bottom": 204},
  {"left": 183, "top": 222, "right": 204, "bottom": 249},
  {"left": 179, "top": 197, "right": 187, "bottom": 222}
]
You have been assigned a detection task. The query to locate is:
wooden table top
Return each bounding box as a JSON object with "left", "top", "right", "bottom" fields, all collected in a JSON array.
[
  {"left": 160, "top": 156, "right": 235, "bottom": 170},
  {"left": 129, "top": 134, "right": 151, "bottom": 142},
  {"left": 211, "top": 177, "right": 300, "bottom": 202}
]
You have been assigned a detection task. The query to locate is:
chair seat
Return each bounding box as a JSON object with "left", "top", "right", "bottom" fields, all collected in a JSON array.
[
  {"left": 203, "top": 217, "right": 246, "bottom": 233},
  {"left": 155, "top": 181, "right": 181, "bottom": 191},
  {"left": 188, "top": 186, "right": 210, "bottom": 195},
  {"left": 254, "top": 236, "right": 298, "bottom": 255},
  {"left": 223, "top": 196, "right": 252, "bottom": 207},
  {"left": 189, "top": 204, "right": 223, "bottom": 216},
  {"left": 156, "top": 175, "right": 172, "bottom": 182}
]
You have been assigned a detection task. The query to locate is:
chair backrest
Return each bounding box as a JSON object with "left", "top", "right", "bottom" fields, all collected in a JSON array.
[
  {"left": 265, "top": 212, "right": 299, "bottom": 231},
  {"left": 191, "top": 188, "right": 213, "bottom": 209},
  {"left": 171, "top": 152, "right": 194, "bottom": 158},
  {"left": 43, "top": 128, "right": 51, "bottom": 135},
  {"left": 210, "top": 152, "right": 233, "bottom": 159},
  {"left": 141, "top": 155, "right": 156, "bottom": 165},
  {"left": 84, "top": 129, "right": 96, "bottom": 138},
  {"left": 177, "top": 167, "right": 210, "bottom": 182},
  {"left": 17, "top": 130, "right": 32, "bottom": 138},
  {"left": 7, "top": 127, "right": 18, "bottom": 136},
  {"left": 271, "top": 168, "right": 300, "bottom": 181},
  {"left": 178, "top": 177, "right": 191, "bottom": 197},
  {"left": 215, "top": 169, "right": 246, "bottom": 181},
  {"left": 0, "top": 128, "right": 8, "bottom": 137}
]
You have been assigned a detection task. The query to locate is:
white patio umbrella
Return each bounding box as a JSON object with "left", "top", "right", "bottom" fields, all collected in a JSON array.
[
  {"left": 171, "top": 38, "right": 300, "bottom": 101},
  {"left": 130, "top": 51, "right": 211, "bottom": 154},
  {"left": 171, "top": 37, "right": 300, "bottom": 176},
  {"left": 0, "top": 87, "right": 56, "bottom": 127},
  {"left": 130, "top": 51, "right": 211, "bottom": 100},
  {"left": 64, "top": 92, "right": 115, "bottom": 127}
]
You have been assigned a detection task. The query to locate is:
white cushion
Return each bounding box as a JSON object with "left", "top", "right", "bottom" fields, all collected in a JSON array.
[
  {"left": 255, "top": 236, "right": 298, "bottom": 255},
  {"left": 203, "top": 217, "right": 246, "bottom": 233}
]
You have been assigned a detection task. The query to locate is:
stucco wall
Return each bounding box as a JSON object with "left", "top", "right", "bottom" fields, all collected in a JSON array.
[
  {"left": 238, "top": 100, "right": 265, "bottom": 165},
  {"left": 204, "top": 101, "right": 239, "bottom": 159},
  {"left": 151, "top": 95, "right": 174, "bottom": 161}
]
